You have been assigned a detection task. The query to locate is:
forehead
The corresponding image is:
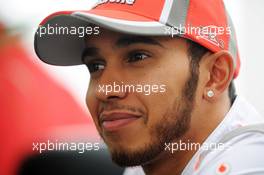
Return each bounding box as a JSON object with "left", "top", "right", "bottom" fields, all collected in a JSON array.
[{"left": 84, "top": 28, "right": 179, "bottom": 48}]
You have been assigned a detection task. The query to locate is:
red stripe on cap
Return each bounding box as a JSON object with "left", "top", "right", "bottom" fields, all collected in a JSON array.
[
  {"left": 95, "top": 0, "right": 165, "bottom": 21},
  {"left": 234, "top": 51, "right": 241, "bottom": 78}
]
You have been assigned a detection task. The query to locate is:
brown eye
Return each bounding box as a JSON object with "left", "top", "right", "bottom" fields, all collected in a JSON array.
[
  {"left": 85, "top": 60, "right": 105, "bottom": 73},
  {"left": 127, "top": 51, "right": 150, "bottom": 63},
  {"left": 88, "top": 63, "right": 105, "bottom": 73}
]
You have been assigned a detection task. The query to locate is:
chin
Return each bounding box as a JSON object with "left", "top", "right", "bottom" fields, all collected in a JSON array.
[{"left": 107, "top": 138, "right": 164, "bottom": 167}]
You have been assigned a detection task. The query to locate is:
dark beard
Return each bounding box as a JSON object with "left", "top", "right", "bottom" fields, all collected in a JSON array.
[{"left": 110, "top": 69, "right": 199, "bottom": 167}]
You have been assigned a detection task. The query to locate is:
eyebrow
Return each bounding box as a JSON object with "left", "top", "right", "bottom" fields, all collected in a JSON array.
[
  {"left": 82, "top": 36, "right": 164, "bottom": 62},
  {"left": 115, "top": 36, "right": 164, "bottom": 48},
  {"left": 82, "top": 47, "right": 100, "bottom": 63}
]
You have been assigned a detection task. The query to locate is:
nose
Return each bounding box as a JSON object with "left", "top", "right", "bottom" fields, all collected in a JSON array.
[
  {"left": 95, "top": 68, "right": 128, "bottom": 102},
  {"left": 96, "top": 81, "right": 128, "bottom": 101}
]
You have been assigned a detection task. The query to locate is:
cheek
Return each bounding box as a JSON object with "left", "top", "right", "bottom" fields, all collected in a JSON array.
[
  {"left": 138, "top": 61, "right": 189, "bottom": 126},
  {"left": 86, "top": 84, "right": 100, "bottom": 128},
  {"left": 141, "top": 87, "right": 180, "bottom": 128},
  {"left": 136, "top": 74, "right": 185, "bottom": 128}
]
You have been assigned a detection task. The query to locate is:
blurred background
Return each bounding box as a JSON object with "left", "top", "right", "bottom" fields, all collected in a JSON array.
[{"left": 0, "top": 0, "right": 264, "bottom": 175}]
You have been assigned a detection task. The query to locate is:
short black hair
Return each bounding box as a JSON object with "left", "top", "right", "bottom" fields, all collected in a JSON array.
[{"left": 186, "top": 39, "right": 236, "bottom": 103}]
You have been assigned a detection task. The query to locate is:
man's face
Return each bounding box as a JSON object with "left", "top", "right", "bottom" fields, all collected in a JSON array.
[{"left": 85, "top": 29, "right": 199, "bottom": 166}]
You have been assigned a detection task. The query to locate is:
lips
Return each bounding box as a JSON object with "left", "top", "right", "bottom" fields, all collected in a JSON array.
[{"left": 99, "top": 112, "right": 141, "bottom": 132}]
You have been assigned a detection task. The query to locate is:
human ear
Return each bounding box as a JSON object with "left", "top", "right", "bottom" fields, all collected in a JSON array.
[{"left": 202, "top": 50, "right": 235, "bottom": 101}]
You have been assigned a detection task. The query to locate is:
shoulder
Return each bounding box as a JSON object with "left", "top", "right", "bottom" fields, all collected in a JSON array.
[{"left": 197, "top": 128, "right": 264, "bottom": 174}]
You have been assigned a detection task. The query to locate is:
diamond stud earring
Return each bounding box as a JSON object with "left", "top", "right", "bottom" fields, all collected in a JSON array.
[{"left": 207, "top": 90, "right": 215, "bottom": 98}]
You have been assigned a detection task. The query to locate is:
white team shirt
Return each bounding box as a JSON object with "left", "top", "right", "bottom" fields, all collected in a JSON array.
[{"left": 124, "top": 96, "right": 264, "bottom": 175}]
